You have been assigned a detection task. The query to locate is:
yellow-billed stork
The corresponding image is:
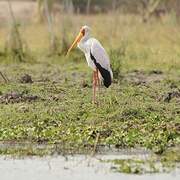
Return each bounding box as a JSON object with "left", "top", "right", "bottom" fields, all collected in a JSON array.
[{"left": 67, "top": 25, "right": 113, "bottom": 103}]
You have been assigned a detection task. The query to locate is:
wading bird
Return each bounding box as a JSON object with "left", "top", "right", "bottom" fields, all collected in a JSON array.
[{"left": 67, "top": 25, "right": 113, "bottom": 103}]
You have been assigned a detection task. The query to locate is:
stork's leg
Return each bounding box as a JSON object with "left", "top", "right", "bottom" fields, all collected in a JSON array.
[
  {"left": 93, "top": 71, "right": 97, "bottom": 104},
  {"left": 95, "top": 69, "right": 100, "bottom": 103},
  {"left": 96, "top": 69, "right": 100, "bottom": 92}
]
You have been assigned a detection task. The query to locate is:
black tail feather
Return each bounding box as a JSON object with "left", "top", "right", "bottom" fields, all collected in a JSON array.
[{"left": 90, "top": 51, "right": 112, "bottom": 88}]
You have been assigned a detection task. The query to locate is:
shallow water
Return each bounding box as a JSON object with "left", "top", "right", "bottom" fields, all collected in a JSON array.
[{"left": 0, "top": 153, "right": 179, "bottom": 180}]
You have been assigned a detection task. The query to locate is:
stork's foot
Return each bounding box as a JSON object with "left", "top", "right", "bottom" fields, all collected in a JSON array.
[
  {"left": 92, "top": 100, "right": 99, "bottom": 106},
  {"left": 92, "top": 94, "right": 97, "bottom": 105}
]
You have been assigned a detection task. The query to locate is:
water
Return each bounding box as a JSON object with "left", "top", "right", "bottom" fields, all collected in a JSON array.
[{"left": 0, "top": 153, "right": 179, "bottom": 180}]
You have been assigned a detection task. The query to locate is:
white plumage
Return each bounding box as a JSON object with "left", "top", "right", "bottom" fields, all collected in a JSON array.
[{"left": 78, "top": 26, "right": 113, "bottom": 81}]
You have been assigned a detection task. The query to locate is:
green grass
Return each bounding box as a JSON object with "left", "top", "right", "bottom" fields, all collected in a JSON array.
[{"left": 0, "top": 59, "right": 179, "bottom": 154}]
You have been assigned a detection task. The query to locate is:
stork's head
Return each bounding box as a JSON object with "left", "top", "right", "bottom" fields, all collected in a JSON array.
[{"left": 67, "top": 25, "right": 91, "bottom": 55}]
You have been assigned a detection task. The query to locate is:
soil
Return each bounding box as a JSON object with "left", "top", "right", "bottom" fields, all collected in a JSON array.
[
  {"left": 20, "top": 74, "right": 33, "bottom": 83},
  {"left": 160, "top": 89, "right": 180, "bottom": 103},
  {"left": 122, "top": 70, "right": 165, "bottom": 85},
  {"left": 0, "top": 91, "right": 39, "bottom": 104}
]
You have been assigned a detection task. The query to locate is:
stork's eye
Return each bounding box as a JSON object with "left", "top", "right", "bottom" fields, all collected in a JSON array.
[{"left": 81, "top": 29, "right": 85, "bottom": 36}]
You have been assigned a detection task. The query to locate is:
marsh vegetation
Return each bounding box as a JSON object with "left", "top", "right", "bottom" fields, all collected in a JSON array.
[{"left": 0, "top": 0, "right": 179, "bottom": 175}]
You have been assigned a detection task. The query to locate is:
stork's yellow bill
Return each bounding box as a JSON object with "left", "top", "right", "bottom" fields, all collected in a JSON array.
[{"left": 67, "top": 28, "right": 85, "bottom": 55}]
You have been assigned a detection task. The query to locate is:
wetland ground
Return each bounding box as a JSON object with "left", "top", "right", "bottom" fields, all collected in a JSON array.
[{"left": 0, "top": 1, "right": 179, "bottom": 177}]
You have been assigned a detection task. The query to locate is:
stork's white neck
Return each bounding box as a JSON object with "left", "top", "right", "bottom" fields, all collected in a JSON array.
[{"left": 78, "top": 35, "right": 91, "bottom": 54}]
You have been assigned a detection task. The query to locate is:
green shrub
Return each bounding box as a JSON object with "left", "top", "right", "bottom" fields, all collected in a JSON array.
[{"left": 109, "top": 42, "right": 127, "bottom": 79}]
